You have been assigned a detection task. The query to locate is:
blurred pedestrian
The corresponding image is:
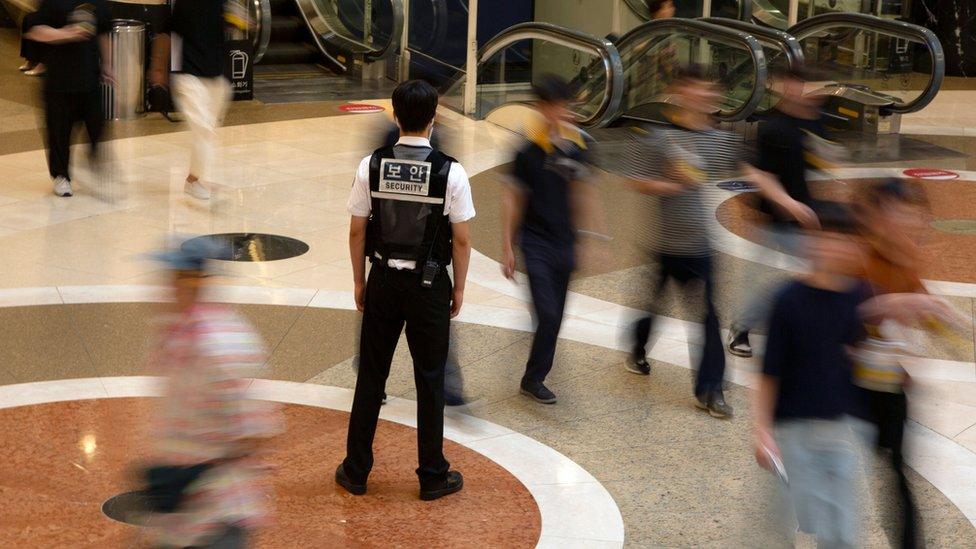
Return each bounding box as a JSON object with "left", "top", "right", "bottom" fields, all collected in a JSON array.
[
  {"left": 18, "top": 12, "right": 46, "bottom": 76},
  {"left": 623, "top": 64, "right": 814, "bottom": 418},
  {"left": 151, "top": 0, "right": 234, "bottom": 201},
  {"left": 851, "top": 179, "right": 960, "bottom": 548},
  {"left": 24, "top": 0, "right": 112, "bottom": 197},
  {"left": 753, "top": 208, "right": 869, "bottom": 548},
  {"left": 144, "top": 237, "right": 280, "bottom": 549},
  {"left": 501, "top": 74, "right": 605, "bottom": 405},
  {"left": 337, "top": 80, "right": 474, "bottom": 501},
  {"left": 728, "top": 65, "right": 833, "bottom": 358}
]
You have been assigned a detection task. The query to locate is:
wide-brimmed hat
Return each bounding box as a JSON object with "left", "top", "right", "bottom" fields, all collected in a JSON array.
[{"left": 150, "top": 236, "right": 230, "bottom": 272}]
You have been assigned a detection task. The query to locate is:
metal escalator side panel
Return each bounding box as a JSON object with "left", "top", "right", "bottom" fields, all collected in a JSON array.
[
  {"left": 615, "top": 19, "right": 768, "bottom": 123},
  {"left": 623, "top": 0, "right": 652, "bottom": 21},
  {"left": 371, "top": 0, "right": 404, "bottom": 62},
  {"left": 701, "top": 17, "right": 803, "bottom": 67},
  {"left": 750, "top": 0, "right": 789, "bottom": 31},
  {"left": 253, "top": 0, "right": 272, "bottom": 64},
  {"left": 292, "top": 0, "right": 404, "bottom": 73},
  {"left": 788, "top": 13, "right": 944, "bottom": 114},
  {"left": 476, "top": 23, "right": 625, "bottom": 128},
  {"left": 294, "top": 0, "right": 354, "bottom": 72}
]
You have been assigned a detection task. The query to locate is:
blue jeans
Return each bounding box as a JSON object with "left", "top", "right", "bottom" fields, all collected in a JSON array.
[{"left": 775, "top": 417, "right": 862, "bottom": 548}]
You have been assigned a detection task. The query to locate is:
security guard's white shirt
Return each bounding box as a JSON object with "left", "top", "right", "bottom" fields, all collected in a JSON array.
[{"left": 347, "top": 136, "right": 476, "bottom": 270}]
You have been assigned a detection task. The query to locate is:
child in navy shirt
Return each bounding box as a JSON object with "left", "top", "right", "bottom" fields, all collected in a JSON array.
[{"left": 753, "top": 208, "right": 868, "bottom": 547}]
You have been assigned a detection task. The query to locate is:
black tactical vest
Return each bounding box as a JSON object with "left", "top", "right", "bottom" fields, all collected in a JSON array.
[{"left": 366, "top": 146, "right": 455, "bottom": 270}]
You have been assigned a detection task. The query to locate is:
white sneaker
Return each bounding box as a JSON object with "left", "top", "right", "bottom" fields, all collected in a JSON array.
[
  {"left": 53, "top": 177, "right": 73, "bottom": 197},
  {"left": 184, "top": 180, "right": 211, "bottom": 200}
]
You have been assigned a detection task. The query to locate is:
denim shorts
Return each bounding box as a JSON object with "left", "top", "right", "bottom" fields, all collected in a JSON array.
[{"left": 775, "top": 416, "right": 862, "bottom": 548}]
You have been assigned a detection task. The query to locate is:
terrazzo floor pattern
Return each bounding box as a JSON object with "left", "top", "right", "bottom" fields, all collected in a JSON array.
[
  {"left": 0, "top": 48, "right": 974, "bottom": 543},
  {"left": 1, "top": 302, "right": 974, "bottom": 547}
]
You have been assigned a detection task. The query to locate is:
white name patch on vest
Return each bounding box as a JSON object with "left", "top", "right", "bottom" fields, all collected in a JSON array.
[{"left": 380, "top": 159, "right": 432, "bottom": 196}]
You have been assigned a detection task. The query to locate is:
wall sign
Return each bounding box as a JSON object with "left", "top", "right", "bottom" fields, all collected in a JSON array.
[
  {"left": 225, "top": 41, "right": 253, "bottom": 101},
  {"left": 903, "top": 168, "right": 959, "bottom": 180}
]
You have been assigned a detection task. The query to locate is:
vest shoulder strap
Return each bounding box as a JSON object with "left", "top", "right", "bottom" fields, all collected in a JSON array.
[{"left": 368, "top": 145, "right": 397, "bottom": 192}]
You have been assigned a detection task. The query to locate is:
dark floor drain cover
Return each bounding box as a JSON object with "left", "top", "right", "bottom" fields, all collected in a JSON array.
[
  {"left": 717, "top": 180, "right": 757, "bottom": 192},
  {"left": 183, "top": 233, "right": 310, "bottom": 262},
  {"left": 931, "top": 219, "right": 976, "bottom": 235},
  {"left": 102, "top": 491, "right": 152, "bottom": 526}
]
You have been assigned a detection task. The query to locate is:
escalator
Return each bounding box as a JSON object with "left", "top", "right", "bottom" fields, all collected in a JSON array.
[
  {"left": 612, "top": 19, "right": 768, "bottom": 125},
  {"left": 621, "top": 0, "right": 945, "bottom": 134},
  {"left": 461, "top": 18, "right": 769, "bottom": 133},
  {"left": 251, "top": 0, "right": 403, "bottom": 103},
  {"left": 700, "top": 18, "right": 804, "bottom": 115},
  {"left": 789, "top": 13, "right": 944, "bottom": 133}
]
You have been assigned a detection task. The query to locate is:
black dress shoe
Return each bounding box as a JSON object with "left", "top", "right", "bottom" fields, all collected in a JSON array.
[
  {"left": 625, "top": 356, "right": 651, "bottom": 375},
  {"left": 520, "top": 382, "right": 557, "bottom": 404},
  {"left": 420, "top": 470, "right": 464, "bottom": 501},
  {"left": 335, "top": 463, "right": 367, "bottom": 495}
]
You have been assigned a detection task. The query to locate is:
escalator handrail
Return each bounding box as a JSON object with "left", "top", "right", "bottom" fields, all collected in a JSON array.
[
  {"left": 252, "top": 0, "right": 272, "bottom": 64},
  {"left": 623, "top": 0, "right": 651, "bottom": 21},
  {"left": 750, "top": 0, "right": 789, "bottom": 31},
  {"left": 368, "top": 0, "right": 404, "bottom": 61},
  {"left": 478, "top": 22, "right": 625, "bottom": 128},
  {"left": 294, "top": 0, "right": 404, "bottom": 69},
  {"left": 788, "top": 13, "right": 944, "bottom": 114},
  {"left": 616, "top": 19, "right": 768, "bottom": 122},
  {"left": 701, "top": 17, "right": 804, "bottom": 68}
]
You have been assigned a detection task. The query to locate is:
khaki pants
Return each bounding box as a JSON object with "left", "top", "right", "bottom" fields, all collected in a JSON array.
[{"left": 173, "top": 75, "right": 232, "bottom": 182}]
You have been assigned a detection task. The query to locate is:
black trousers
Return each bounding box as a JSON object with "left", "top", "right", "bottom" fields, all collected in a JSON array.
[
  {"left": 632, "top": 253, "right": 726, "bottom": 397},
  {"left": 863, "top": 389, "right": 921, "bottom": 548},
  {"left": 344, "top": 265, "right": 452, "bottom": 486},
  {"left": 43, "top": 86, "right": 104, "bottom": 181},
  {"left": 522, "top": 242, "right": 574, "bottom": 385},
  {"left": 21, "top": 13, "right": 44, "bottom": 62}
]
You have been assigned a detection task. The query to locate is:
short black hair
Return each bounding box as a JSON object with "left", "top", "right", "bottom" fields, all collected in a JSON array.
[
  {"left": 392, "top": 80, "right": 439, "bottom": 133},
  {"left": 532, "top": 74, "right": 574, "bottom": 104},
  {"left": 646, "top": 0, "right": 673, "bottom": 15}
]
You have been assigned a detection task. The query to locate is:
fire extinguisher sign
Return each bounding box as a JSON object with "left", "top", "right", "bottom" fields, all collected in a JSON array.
[{"left": 225, "top": 40, "right": 254, "bottom": 101}]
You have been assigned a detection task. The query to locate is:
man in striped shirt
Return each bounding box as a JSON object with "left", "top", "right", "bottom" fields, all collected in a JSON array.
[{"left": 623, "top": 64, "right": 817, "bottom": 418}]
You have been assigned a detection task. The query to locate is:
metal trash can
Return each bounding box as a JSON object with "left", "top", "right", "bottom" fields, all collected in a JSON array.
[{"left": 102, "top": 19, "right": 146, "bottom": 121}]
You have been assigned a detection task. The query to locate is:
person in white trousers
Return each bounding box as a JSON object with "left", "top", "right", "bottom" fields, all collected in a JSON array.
[
  {"left": 151, "top": 0, "right": 233, "bottom": 200},
  {"left": 171, "top": 75, "right": 231, "bottom": 199}
]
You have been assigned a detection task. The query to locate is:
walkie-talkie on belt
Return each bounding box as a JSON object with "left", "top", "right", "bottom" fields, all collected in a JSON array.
[{"left": 421, "top": 220, "right": 442, "bottom": 289}]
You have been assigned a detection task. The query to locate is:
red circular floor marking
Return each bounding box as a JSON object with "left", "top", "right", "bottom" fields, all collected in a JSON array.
[
  {"left": 338, "top": 103, "right": 385, "bottom": 114},
  {"left": 716, "top": 178, "right": 976, "bottom": 284},
  {"left": 0, "top": 399, "right": 541, "bottom": 548},
  {"left": 903, "top": 168, "right": 959, "bottom": 180}
]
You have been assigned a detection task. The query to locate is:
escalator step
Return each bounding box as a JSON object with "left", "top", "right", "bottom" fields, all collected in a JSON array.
[
  {"left": 259, "top": 42, "right": 319, "bottom": 65},
  {"left": 271, "top": 16, "right": 305, "bottom": 41}
]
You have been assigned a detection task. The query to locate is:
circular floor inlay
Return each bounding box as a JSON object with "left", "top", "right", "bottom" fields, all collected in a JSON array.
[
  {"left": 102, "top": 491, "right": 151, "bottom": 526},
  {"left": 0, "top": 398, "right": 542, "bottom": 547},
  {"left": 931, "top": 219, "right": 976, "bottom": 235},
  {"left": 716, "top": 178, "right": 976, "bottom": 284},
  {"left": 183, "top": 233, "right": 310, "bottom": 262}
]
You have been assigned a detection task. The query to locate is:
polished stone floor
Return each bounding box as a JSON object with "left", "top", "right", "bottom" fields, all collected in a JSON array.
[{"left": 2, "top": 24, "right": 976, "bottom": 549}]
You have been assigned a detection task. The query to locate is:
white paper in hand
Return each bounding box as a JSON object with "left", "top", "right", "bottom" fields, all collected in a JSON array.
[{"left": 764, "top": 445, "right": 789, "bottom": 486}]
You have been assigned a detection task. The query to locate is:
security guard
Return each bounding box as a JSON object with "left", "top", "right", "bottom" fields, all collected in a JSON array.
[{"left": 336, "top": 80, "right": 474, "bottom": 501}]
